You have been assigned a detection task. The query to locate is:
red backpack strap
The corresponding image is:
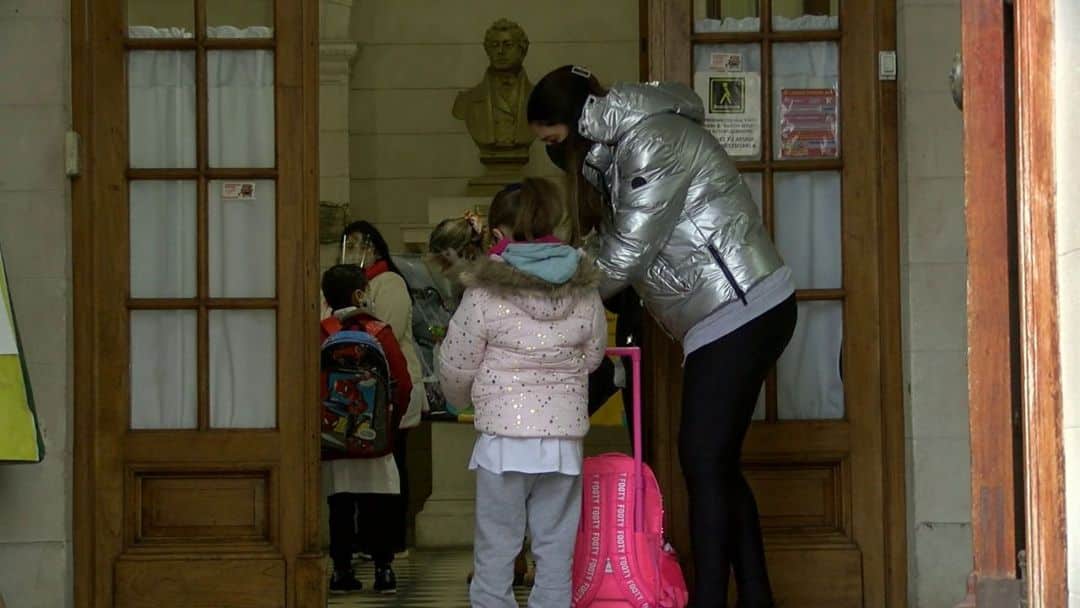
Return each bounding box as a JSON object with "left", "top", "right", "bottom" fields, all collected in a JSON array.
[
  {"left": 321, "top": 316, "right": 343, "bottom": 336},
  {"left": 359, "top": 317, "right": 388, "bottom": 336}
]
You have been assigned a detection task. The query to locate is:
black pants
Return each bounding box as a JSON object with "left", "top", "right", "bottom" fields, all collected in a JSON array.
[
  {"left": 328, "top": 492, "right": 395, "bottom": 572},
  {"left": 331, "top": 432, "right": 410, "bottom": 573},
  {"left": 680, "top": 296, "right": 796, "bottom": 608}
]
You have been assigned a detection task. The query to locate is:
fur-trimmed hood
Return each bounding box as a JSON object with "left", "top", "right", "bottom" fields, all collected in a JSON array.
[{"left": 459, "top": 249, "right": 601, "bottom": 321}]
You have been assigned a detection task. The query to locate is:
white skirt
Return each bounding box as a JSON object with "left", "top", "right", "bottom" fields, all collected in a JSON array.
[
  {"left": 468, "top": 434, "right": 584, "bottom": 476},
  {"left": 323, "top": 454, "right": 400, "bottom": 496}
]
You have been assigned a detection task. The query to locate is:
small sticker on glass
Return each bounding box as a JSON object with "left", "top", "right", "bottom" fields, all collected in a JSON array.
[{"left": 222, "top": 182, "right": 256, "bottom": 201}]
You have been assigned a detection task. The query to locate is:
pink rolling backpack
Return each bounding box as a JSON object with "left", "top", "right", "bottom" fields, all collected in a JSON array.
[{"left": 572, "top": 347, "right": 689, "bottom": 608}]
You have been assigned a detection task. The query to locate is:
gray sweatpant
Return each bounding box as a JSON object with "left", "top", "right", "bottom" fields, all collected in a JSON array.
[{"left": 471, "top": 468, "right": 582, "bottom": 608}]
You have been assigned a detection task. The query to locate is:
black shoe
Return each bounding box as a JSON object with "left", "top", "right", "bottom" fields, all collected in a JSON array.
[
  {"left": 329, "top": 571, "right": 363, "bottom": 595},
  {"left": 374, "top": 565, "right": 397, "bottom": 595}
]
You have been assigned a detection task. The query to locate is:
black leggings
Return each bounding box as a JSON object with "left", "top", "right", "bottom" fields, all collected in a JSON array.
[{"left": 680, "top": 296, "right": 796, "bottom": 608}]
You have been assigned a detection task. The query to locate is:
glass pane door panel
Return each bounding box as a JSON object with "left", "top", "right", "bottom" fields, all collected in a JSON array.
[
  {"left": 130, "top": 181, "right": 197, "bottom": 298},
  {"left": 774, "top": 172, "right": 842, "bottom": 289},
  {"left": 772, "top": 0, "right": 840, "bottom": 31},
  {"left": 695, "top": 0, "right": 761, "bottom": 32},
  {"left": 210, "top": 310, "right": 276, "bottom": 428},
  {"left": 772, "top": 42, "right": 840, "bottom": 160},
  {"left": 208, "top": 50, "right": 275, "bottom": 168},
  {"left": 130, "top": 310, "right": 197, "bottom": 429},
  {"left": 777, "top": 301, "right": 844, "bottom": 419},
  {"left": 127, "top": 0, "right": 194, "bottom": 38},
  {"left": 209, "top": 180, "right": 276, "bottom": 297},
  {"left": 693, "top": 44, "right": 763, "bottom": 161},
  {"left": 128, "top": 51, "right": 197, "bottom": 168},
  {"left": 207, "top": 0, "right": 274, "bottom": 37}
]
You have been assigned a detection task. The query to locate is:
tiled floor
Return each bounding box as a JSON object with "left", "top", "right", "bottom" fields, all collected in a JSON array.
[{"left": 328, "top": 550, "right": 531, "bottom": 607}]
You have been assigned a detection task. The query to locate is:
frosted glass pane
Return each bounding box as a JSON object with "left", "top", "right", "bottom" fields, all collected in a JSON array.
[
  {"left": 208, "top": 50, "right": 275, "bottom": 168},
  {"left": 692, "top": 44, "right": 762, "bottom": 160},
  {"left": 778, "top": 301, "right": 844, "bottom": 419},
  {"left": 773, "top": 42, "right": 840, "bottom": 160},
  {"left": 207, "top": 0, "right": 273, "bottom": 35},
  {"left": 209, "top": 180, "right": 275, "bottom": 297},
  {"left": 130, "top": 181, "right": 197, "bottom": 298},
  {"left": 127, "top": 0, "right": 194, "bottom": 35},
  {"left": 128, "top": 51, "right": 196, "bottom": 168},
  {"left": 774, "top": 172, "right": 841, "bottom": 289},
  {"left": 130, "top": 310, "right": 197, "bottom": 429},
  {"left": 773, "top": 0, "right": 839, "bottom": 31},
  {"left": 210, "top": 310, "right": 276, "bottom": 428}
]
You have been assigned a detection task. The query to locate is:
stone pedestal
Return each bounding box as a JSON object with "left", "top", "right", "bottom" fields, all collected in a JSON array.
[
  {"left": 414, "top": 422, "right": 477, "bottom": 548},
  {"left": 467, "top": 163, "right": 527, "bottom": 198}
]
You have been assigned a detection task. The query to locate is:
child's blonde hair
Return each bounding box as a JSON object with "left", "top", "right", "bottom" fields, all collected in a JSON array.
[
  {"left": 428, "top": 215, "right": 485, "bottom": 264},
  {"left": 488, "top": 178, "right": 563, "bottom": 242}
]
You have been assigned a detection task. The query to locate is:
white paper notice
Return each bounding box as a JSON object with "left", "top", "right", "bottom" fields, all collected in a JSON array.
[
  {"left": 0, "top": 250, "right": 18, "bottom": 355},
  {"left": 694, "top": 71, "right": 762, "bottom": 158}
]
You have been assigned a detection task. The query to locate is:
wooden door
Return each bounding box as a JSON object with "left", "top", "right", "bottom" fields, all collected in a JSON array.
[
  {"left": 643, "top": 2, "right": 904, "bottom": 606},
  {"left": 71, "top": 1, "right": 322, "bottom": 606}
]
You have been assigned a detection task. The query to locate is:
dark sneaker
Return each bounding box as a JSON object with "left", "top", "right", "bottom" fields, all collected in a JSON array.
[
  {"left": 329, "top": 571, "right": 363, "bottom": 595},
  {"left": 374, "top": 565, "right": 397, "bottom": 595}
]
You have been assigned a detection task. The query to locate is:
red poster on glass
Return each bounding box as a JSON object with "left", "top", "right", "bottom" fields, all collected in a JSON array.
[{"left": 779, "top": 88, "right": 839, "bottom": 159}]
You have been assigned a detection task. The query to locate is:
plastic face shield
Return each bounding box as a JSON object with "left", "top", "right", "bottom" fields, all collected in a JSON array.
[{"left": 340, "top": 232, "right": 373, "bottom": 267}]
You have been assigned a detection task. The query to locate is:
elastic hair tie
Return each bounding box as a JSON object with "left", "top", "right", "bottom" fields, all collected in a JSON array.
[
  {"left": 571, "top": 65, "right": 592, "bottom": 79},
  {"left": 463, "top": 210, "right": 484, "bottom": 235}
]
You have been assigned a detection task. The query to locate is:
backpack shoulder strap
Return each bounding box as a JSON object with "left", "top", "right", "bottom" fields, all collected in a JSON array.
[
  {"left": 359, "top": 317, "right": 388, "bottom": 336},
  {"left": 321, "top": 317, "right": 343, "bottom": 336}
]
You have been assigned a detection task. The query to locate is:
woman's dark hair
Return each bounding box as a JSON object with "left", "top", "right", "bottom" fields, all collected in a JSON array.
[
  {"left": 527, "top": 65, "right": 609, "bottom": 238},
  {"left": 321, "top": 264, "right": 368, "bottom": 311},
  {"left": 488, "top": 178, "right": 561, "bottom": 242},
  {"left": 527, "top": 65, "right": 607, "bottom": 128},
  {"left": 342, "top": 220, "right": 413, "bottom": 300}
]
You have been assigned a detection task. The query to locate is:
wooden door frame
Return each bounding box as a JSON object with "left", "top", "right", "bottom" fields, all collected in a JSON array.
[
  {"left": 960, "top": 0, "right": 1066, "bottom": 606},
  {"left": 70, "top": 1, "right": 323, "bottom": 606},
  {"left": 640, "top": 2, "right": 905, "bottom": 605}
]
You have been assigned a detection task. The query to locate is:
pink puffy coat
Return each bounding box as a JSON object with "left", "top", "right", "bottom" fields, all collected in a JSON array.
[{"left": 438, "top": 251, "right": 608, "bottom": 439}]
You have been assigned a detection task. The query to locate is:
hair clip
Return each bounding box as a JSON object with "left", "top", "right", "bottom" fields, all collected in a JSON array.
[
  {"left": 500, "top": 182, "right": 523, "bottom": 193},
  {"left": 463, "top": 210, "right": 484, "bottom": 235},
  {"left": 571, "top": 65, "right": 592, "bottom": 79}
]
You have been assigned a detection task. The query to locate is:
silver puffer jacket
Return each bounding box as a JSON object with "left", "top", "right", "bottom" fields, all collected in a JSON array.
[{"left": 581, "top": 82, "right": 784, "bottom": 341}]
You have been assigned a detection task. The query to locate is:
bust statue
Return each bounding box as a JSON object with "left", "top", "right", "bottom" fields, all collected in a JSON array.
[{"left": 453, "top": 19, "right": 535, "bottom": 167}]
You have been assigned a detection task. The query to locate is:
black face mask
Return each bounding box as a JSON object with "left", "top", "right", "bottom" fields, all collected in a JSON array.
[{"left": 545, "top": 140, "right": 569, "bottom": 172}]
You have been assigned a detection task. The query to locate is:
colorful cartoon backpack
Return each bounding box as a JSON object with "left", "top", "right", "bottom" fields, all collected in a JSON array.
[{"left": 320, "top": 319, "right": 397, "bottom": 460}]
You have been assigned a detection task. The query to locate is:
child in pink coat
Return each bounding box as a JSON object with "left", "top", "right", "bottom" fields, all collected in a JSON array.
[{"left": 439, "top": 178, "right": 608, "bottom": 608}]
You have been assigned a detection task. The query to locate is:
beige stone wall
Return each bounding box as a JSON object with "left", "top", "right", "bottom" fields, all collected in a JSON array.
[
  {"left": 0, "top": 1, "right": 73, "bottom": 607},
  {"left": 346, "top": 0, "right": 639, "bottom": 251},
  {"left": 898, "top": 1, "right": 971, "bottom": 606},
  {"left": 1054, "top": 0, "right": 1080, "bottom": 603}
]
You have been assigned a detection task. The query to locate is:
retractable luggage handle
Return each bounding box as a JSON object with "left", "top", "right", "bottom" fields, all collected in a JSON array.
[{"left": 606, "top": 347, "right": 644, "bottom": 533}]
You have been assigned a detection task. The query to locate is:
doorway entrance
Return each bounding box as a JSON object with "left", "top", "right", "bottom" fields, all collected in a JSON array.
[{"left": 72, "top": 1, "right": 903, "bottom": 607}]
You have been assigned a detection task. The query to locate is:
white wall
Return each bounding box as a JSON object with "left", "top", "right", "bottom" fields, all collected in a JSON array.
[
  {"left": 898, "top": 0, "right": 972, "bottom": 606},
  {"left": 0, "top": 1, "right": 73, "bottom": 607},
  {"left": 347, "top": 0, "right": 640, "bottom": 250},
  {"left": 1054, "top": 0, "right": 1080, "bottom": 605}
]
